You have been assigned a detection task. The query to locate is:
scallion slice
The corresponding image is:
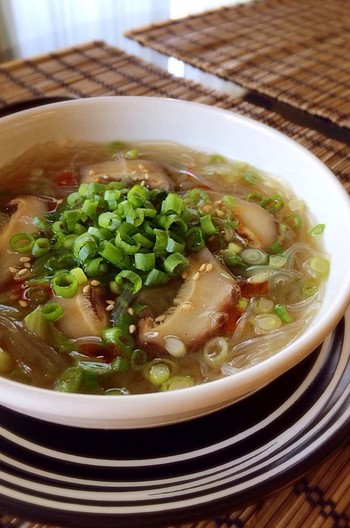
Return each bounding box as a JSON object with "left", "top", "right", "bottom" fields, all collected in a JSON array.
[
  {"left": 115, "top": 270, "right": 143, "bottom": 293},
  {"left": 52, "top": 271, "right": 78, "bottom": 298},
  {"left": 41, "top": 302, "right": 64, "bottom": 322},
  {"left": 163, "top": 253, "right": 189, "bottom": 275},
  {"left": 134, "top": 252, "right": 156, "bottom": 271},
  {"left": 10, "top": 233, "right": 35, "bottom": 253}
]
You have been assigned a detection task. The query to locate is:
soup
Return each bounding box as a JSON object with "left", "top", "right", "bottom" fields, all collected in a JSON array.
[{"left": 0, "top": 140, "right": 329, "bottom": 394}]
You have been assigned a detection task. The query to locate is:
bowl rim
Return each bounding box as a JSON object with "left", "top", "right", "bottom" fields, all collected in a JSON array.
[{"left": 1, "top": 95, "right": 350, "bottom": 426}]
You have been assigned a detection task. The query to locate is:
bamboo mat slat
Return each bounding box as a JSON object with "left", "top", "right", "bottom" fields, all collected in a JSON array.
[
  {"left": 0, "top": 41, "right": 349, "bottom": 194},
  {"left": 0, "top": 40, "right": 350, "bottom": 528},
  {"left": 125, "top": 0, "right": 350, "bottom": 129}
]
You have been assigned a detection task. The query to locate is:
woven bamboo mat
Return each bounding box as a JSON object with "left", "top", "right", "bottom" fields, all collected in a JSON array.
[
  {"left": 125, "top": 0, "right": 350, "bottom": 129},
  {"left": 0, "top": 41, "right": 350, "bottom": 528}
]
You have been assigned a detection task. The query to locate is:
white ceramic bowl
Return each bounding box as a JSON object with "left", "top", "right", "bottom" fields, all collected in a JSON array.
[{"left": 1, "top": 96, "right": 350, "bottom": 429}]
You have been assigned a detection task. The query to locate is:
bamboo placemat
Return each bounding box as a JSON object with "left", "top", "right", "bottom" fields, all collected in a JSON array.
[
  {"left": 126, "top": 0, "right": 350, "bottom": 129},
  {"left": 0, "top": 40, "right": 350, "bottom": 528}
]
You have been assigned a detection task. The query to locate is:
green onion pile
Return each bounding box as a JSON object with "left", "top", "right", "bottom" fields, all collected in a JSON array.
[{"left": 11, "top": 181, "right": 218, "bottom": 297}]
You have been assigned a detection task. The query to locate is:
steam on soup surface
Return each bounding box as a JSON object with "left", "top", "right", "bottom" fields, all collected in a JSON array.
[{"left": 0, "top": 140, "right": 329, "bottom": 394}]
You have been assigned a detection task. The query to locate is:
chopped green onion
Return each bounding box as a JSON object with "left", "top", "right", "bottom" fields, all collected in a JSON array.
[
  {"left": 107, "top": 140, "right": 125, "bottom": 154},
  {"left": 144, "top": 268, "right": 169, "bottom": 287},
  {"left": 78, "top": 361, "right": 110, "bottom": 375},
  {"left": 67, "top": 192, "right": 83, "bottom": 207},
  {"left": 254, "top": 297, "right": 274, "bottom": 314},
  {"left": 25, "top": 285, "right": 49, "bottom": 304},
  {"left": 83, "top": 199, "right": 101, "bottom": 217},
  {"left": 254, "top": 313, "right": 282, "bottom": 334},
  {"left": 99, "top": 240, "right": 125, "bottom": 267},
  {"left": 163, "top": 253, "right": 189, "bottom": 275},
  {"left": 87, "top": 226, "right": 113, "bottom": 242},
  {"left": 186, "top": 226, "right": 205, "bottom": 251},
  {"left": 41, "top": 302, "right": 64, "bottom": 322},
  {"left": 115, "top": 232, "right": 141, "bottom": 254},
  {"left": 240, "top": 248, "right": 268, "bottom": 265},
  {"left": 273, "top": 304, "right": 294, "bottom": 323},
  {"left": 264, "top": 194, "right": 284, "bottom": 213},
  {"left": 222, "top": 194, "right": 238, "bottom": 208},
  {"left": 134, "top": 252, "right": 156, "bottom": 271},
  {"left": 63, "top": 234, "right": 78, "bottom": 250},
  {"left": 10, "top": 233, "right": 35, "bottom": 253},
  {"left": 0, "top": 348, "right": 13, "bottom": 374},
  {"left": 70, "top": 267, "right": 88, "bottom": 285},
  {"left": 310, "top": 223, "right": 326, "bottom": 236},
  {"left": 52, "top": 271, "right": 78, "bottom": 298},
  {"left": 127, "top": 184, "right": 149, "bottom": 207},
  {"left": 98, "top": 212, "right": 121, "bottom": 231},
  {"left": 55, "top": 366, "right": 83, "bottom": 392},
  {"left": 200, "top": 214, "right": 217, "bottom": 236},
  {"left": 306, "top": 256, "right": 330, "bottom": 277},
  {"left": 132, "top": 232, "right": 154, "bottom": 249},
  {"left": 161, "top": 193, "right": 184, "bottom": 215},
  {"left": 160, "top": 375, "right": 195, "bottom": 391},
  {"left": 153, "top": 228, "right": 168, "bottom": 252},
  {"left": 124, "top": 148, "right": 139, "bottom": 159},
  {"left": 32, "top": 237, "right": 50, "bottom": 257},
  {"left": 202, "top": 336, "right": 228, "bottom": 369},
  {"left": 243, "top": 170, "right": 262, "bottom": 185},
  {"left": 148, "top": 363, "right": 171, "bottom": 385},
  {"left": 73, "top": 233, "right": 98, "bottom": 263},
  {"left": 111, "top": 356, "right": 130, "bottom": 372},
  {"left": 84, "top": 257, "right": 109, "bottom": 277},
  {"left": 268, "top": 241, "right": 284, "bottom": 254},
  {"left": 185, "top": 188, "right": 209, "bottom": 206},
  {"left": 166, "top": 234, "right": 185, "bottom": 253},
  {"left": 115, "top": 270, "right": 143, "bottom": 293},
  {"left": 62, "top": 210, "right": 80, "bottom": 231},
  {"left": 302, "top": 281, "right": 319, "bottom": 297},
  {"left": 269, "top": 254, "right": 287, "bottom": 268}
]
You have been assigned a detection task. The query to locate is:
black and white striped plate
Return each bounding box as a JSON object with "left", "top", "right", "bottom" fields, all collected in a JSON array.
[{"left": 1, "top": 307, "right": 350, "bottom": 528}]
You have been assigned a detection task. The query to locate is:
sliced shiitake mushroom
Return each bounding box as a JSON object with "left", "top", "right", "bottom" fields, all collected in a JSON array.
[
  {"left": 0, "top": 196, "right": 47, "bottom": 286},
  {"left": 138, "top": 248, "right": 238, "bottom": 355},
  {"left": 54, "top": 286, "right": 108, "bottom": 339},
  {"left": 80, "top": 158, "right": 174, "bottom": 191}
]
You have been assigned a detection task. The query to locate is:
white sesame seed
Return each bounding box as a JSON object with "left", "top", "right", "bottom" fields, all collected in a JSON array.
[
  {"left": 9, "top": 266, "right": 20, "bottom": 273},
  {"left": 106, "top": 304, "right": 114, "bottom": 312},
  {"left": 129, "top": 324, "right": 136, "bottom": 334},
  {"left": 90, "top": 280, "right": 100, "bottom": 287},
  {"left": 205, "top": 263, "right": 214, "bottom": 272},
  {"left": 199, "top": 264, "right": 206, "bottom": 272},
  {"left": 19, "top": 256, "right": 31, "bottom": 263},
  {"left": 15, "top": 269, "right": 30, "bottom": 280},
  {"left": 82, "top": 284, "right": 91, "bottom": 294},
  {"left": 18, "top": 300, "right": 28, "bottom": 308},
  {"left": 193, "top": 271, "right": 200, "bottom": 281},
  {"left": 155, "top": 314, "right": 166, "bottom": 323},
  {"left": 127, "top": 307, "right": 135, "bottom": 316}
]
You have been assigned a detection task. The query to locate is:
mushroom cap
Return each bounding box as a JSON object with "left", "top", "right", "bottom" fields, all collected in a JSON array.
[
  {"left": 80, "top": 158, "right": 175, "bottom": 191},
  {"left": 138, "top": 248, "right": 237, "bottom": 355},
  {"left": 0, "top": 196, "right": 47, "bottom": 286}
]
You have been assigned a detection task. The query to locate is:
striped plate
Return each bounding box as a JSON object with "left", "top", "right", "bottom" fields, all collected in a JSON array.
[{"left": 1, "top": 308, "right": 350, "bottom": 528}]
